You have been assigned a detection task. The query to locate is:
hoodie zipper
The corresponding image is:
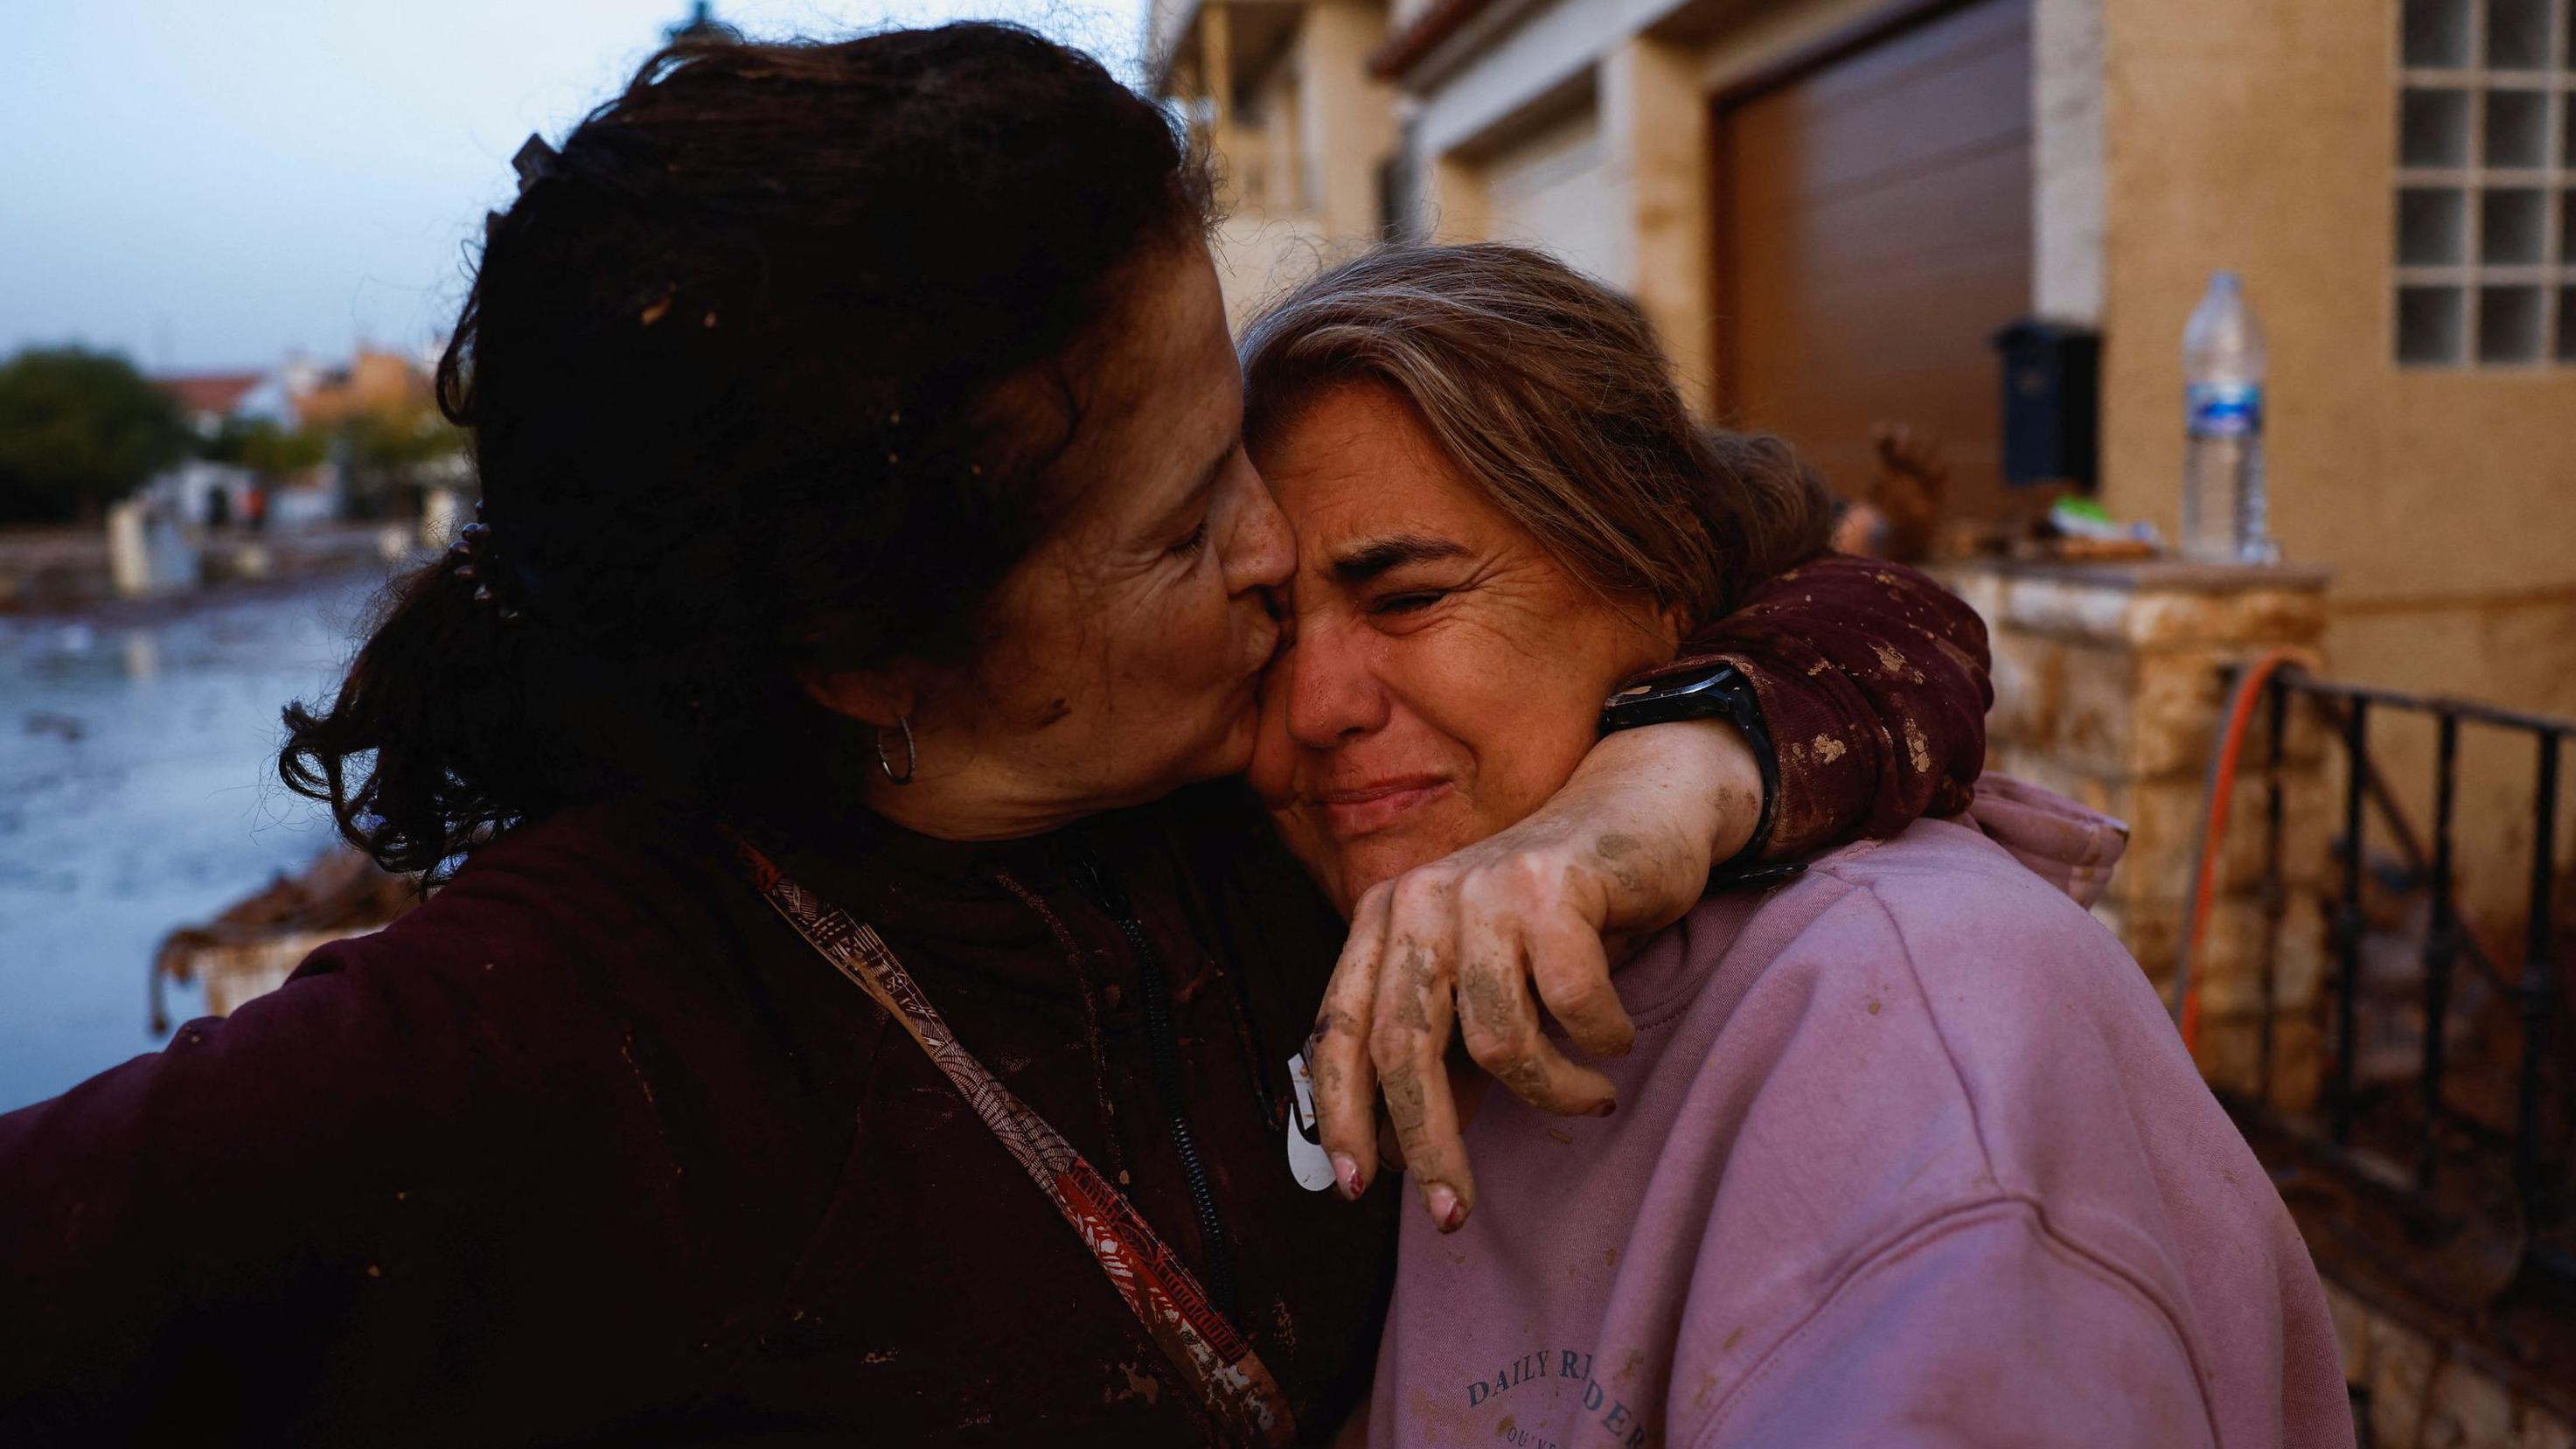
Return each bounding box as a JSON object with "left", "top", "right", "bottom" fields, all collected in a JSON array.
[{"left": 1072, "top": 848, "right": 1243, "bottom": 1327}]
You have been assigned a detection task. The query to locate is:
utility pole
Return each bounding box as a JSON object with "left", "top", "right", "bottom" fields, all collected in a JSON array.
[{"left": 666, "top": 2, "right": 738, "bottom": 44}]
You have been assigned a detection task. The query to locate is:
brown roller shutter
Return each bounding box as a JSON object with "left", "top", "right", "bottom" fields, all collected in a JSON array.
[{"left": 1716, "top": 0, "right": 2035, "bottom": 522}]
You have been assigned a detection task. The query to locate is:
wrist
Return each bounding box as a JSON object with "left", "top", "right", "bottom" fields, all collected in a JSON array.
[
  {"left": 1680, "top": 718, "right": 1764, "bottom": 866},
  {"left": 1600, "top": 662, "right": 1776, "bottom": 869},
  {"left": 1577, "top": 718, "right": 1762, "bottom": 872}
]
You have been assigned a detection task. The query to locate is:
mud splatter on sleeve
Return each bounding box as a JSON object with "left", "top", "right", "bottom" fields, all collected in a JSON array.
[{"left": 1619, "top": 552, "right": 1992, "bottom": 860}]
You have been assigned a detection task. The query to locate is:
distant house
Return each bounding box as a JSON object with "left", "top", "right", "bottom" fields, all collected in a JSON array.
[
  {"left": 143, "top": 457, "right": 257, "bottom": 530},
  {"left": 147, "top": 363, "right": 340, "bottom": 527},
  {"left": 289, "top": 346, "right": 435, "bottom": 431},
  {"left": 153, "top": 371, "right": 267, "bottom": 438}
]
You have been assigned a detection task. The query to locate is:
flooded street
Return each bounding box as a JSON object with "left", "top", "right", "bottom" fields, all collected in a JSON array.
[{"left": 0, "top": 570, "right": 388, "bottom": 1113}]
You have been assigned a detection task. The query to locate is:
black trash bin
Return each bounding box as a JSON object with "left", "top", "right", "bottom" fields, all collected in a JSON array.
[{"left": 1991, "top": 318, "right": 2100, "bottom": 494}]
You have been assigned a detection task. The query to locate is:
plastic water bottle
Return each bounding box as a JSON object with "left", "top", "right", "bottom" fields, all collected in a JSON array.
[{"left": 2181, "top": 272, "right": 2276, "bottom": 563}]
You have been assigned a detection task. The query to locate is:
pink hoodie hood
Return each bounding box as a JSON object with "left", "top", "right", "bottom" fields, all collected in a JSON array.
[{"left": 1962, "top": 773, "right": 2130, "bottom": 908}]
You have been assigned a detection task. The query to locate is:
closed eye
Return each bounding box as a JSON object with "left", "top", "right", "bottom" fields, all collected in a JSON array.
[
  {"left": 1369, "top": 589, "right": 1449, "bottom": 617},
  {"left": 1169, "top": 516, "right": 1209, "bottom": 558}
]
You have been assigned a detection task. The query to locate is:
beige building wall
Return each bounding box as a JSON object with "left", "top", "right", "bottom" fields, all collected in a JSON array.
[
  {"left": 1211, "top": 210, "right": 1335, "bottom": 326},
  {"left": 1171, "top": 0, "right": 1400, "bottom": 325},
  {"left": 1611, "top": 35, "right": 1719, "bottom": 394},
  {"left": 1399, "top": 0, "right": 2014, "bottom": 407},
  {"left": 1386, "top": 0, "right": 2576, "bottom": 919},
  {"left": 2032, "top": 0, "right": 2106, "bottom": 319},
  {"left": 1400, "top": 0, "right": 1759, "bottom": 400},
  {"left": 1171, "top": 0, "right": 2575, "bottom": 911},
  {"left": 1298, "top": 0, "right": 1401, "bottom": 240},
  {"left": 1480, "top": 103, "right": 1634, "bottom": 289},
  {"left": 2095, "top": 0, "right": 2576, "bottom": 919}
]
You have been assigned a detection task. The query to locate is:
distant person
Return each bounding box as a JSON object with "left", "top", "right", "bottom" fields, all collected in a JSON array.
[
  {"left": 1, "top": 28, "right": 1991, "bottom": 1445},
  {"left": 1243, "top": 245, "right": 2352, "bottom": 1448}
]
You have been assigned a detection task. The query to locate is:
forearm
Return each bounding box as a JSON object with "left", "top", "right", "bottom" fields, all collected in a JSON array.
[{"left": 1640, "top": 552, "right": 1991, "bottom": 860}]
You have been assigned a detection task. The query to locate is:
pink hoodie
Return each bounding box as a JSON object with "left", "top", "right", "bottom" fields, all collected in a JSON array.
[{"left": 1367, "top": 778, "right": 2351, "bottom": 1448}]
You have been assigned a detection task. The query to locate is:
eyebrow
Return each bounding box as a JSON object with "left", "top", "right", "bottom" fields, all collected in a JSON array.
[{"left": 1329, "top": 533, "right": 1473, "bottom": 583}]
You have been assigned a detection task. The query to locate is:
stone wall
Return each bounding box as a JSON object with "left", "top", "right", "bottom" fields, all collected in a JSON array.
[
  {"left": 2091, "top": 0, "right": 2576, "bottom": 937},
  {"left": 1940, "top": 558, "right": 2332, "bottom": 1107},
  {"left": 2327, "top": 1281, "right": 2576, "bottom": 1449}
]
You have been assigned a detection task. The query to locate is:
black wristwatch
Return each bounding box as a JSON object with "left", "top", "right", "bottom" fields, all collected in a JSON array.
[{"left": 1599, "top": 663, "right": 1784, "bottom": 881}]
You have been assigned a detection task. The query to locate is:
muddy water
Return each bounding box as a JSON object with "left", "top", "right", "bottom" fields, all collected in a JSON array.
[{"left": 0, "top": 571, "right": 388, "bottom": 1112}]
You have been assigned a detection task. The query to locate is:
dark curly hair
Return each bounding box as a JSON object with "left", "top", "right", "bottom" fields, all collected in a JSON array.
[{"left": 281, "top": 24, "right": 1212, "bottom": 878}]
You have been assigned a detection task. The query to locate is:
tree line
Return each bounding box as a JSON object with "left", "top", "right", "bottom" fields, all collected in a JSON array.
[{"left": 0, "top": 345, "right": 463, "bottom": 526}]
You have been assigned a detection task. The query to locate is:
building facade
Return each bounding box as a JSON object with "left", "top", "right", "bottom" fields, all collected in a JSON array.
[{"left": 1152, "top": 0, "right": 2576, "bottom": 926}]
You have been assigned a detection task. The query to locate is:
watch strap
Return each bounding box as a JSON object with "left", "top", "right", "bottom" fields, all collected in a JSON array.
[{"left": 1599, "top": 663, "right": 1779, "bottom": 876}]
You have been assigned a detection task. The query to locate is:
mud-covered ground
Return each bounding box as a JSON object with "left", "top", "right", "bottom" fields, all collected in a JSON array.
[{"left": 0, "top": 569, "right": 389, "bottom": 1112}]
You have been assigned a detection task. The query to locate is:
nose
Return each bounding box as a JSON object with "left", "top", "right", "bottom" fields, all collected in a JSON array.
[{"left": 1284, "top": 616, "right": 1389, "bottom": 750}]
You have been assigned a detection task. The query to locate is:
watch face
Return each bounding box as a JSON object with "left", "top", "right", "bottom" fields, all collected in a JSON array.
[
  {"left": 1601, "top": 666, "right": 1757, "bottom": 734},
  {"left": 1608, "top": 666, "right": 1730, "bottom": 706}
]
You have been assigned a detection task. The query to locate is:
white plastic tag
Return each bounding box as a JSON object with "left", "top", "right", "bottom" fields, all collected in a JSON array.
[{"left": 1285, "top": 1053, "right": 1334, "bottom": 1192}]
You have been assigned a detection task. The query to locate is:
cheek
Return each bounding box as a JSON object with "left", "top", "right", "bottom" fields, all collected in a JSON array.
[
  {"left": 968, "top": 552, "right": 1215, "bottom": 736},
  {"left": 1095, "top": 567, "right": 1246, "bottom": 725},
  {"left": 1248, "top": 659, "right": 1297, "bottom": 805},
  {"left": 1466, "top": 728, "right": 1598, "bottom": 835},
  {"left": 1401, "top": 628, "right": 1617, "bottom": 831},
  {"left": 1170, "top": 564, "right": 1243, "bottom": 671},
  {"left": 1035, "top": 555, "right": 1229, "bottom": 693},
  {"left": 965, "top": 561, "right": 1097, "bottom": 724}
]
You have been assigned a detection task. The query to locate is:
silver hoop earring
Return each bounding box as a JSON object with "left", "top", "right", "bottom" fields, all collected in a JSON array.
[{"left": 875, "top": 715, "right": 917, "bottom": 786}]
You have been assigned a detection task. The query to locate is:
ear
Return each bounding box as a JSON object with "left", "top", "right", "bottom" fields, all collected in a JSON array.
[
  {"left": 798, "top": 660, "right": 920, "bottom": 729},
  {"left": 1654, "top": 601, "right": 1694, "bottom": 652}
]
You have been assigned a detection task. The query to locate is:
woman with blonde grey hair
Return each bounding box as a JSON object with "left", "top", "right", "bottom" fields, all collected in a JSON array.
[{"left": 1248, "top": 245, "right": 2350, "bottom": 1448}]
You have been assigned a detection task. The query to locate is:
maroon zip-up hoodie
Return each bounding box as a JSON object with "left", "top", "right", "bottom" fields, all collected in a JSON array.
[{"left": 0, "top": 553, "right": 1988, "bottom": 1445}]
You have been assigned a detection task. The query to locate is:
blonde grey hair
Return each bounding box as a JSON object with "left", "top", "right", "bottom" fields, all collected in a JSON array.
[{"left": 1240, "top": 242, "right": 1835, "bottom": 625}]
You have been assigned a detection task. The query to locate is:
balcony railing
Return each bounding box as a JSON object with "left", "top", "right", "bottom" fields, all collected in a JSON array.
[{"left": 2227, "top": 668, "right": 2574, "bottom": 1390}]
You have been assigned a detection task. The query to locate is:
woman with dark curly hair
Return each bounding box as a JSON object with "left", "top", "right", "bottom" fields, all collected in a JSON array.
[{"left": 0, "top": 26, "right": 1991, "bottom": 1445}]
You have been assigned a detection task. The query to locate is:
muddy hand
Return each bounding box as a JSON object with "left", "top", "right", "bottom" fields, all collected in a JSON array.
[
  {"left": 1308, "top": 873, "right": 1503, "bottom": 1230},
  {"left": 1306, "top": 884, "right": 1389, "bottom": 1205},
  {"left": 1312, "top": 840, "right": 1633, "bottom": 1234}
]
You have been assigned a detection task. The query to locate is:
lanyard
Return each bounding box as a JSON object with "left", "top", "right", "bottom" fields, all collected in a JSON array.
[{"left": 725, "top": 829, "right": 1295, "bottom": 1446}]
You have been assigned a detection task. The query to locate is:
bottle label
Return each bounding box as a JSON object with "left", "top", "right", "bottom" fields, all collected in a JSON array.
[{"left": 2188, "top": 381, "right": 2262, "bottom": 438}]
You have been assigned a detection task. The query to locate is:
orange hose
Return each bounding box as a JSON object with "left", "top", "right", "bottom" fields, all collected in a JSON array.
[{"left": 2175, "top": 647, "right": 2320, "bottom": 1057}]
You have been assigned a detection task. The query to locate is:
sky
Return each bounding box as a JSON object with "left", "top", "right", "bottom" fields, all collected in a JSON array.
[{"left": 0, "top": 0, "right": 1154, "bottom": 374}]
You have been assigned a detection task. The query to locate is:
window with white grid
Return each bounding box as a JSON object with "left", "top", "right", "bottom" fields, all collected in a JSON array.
[{"left": 2396, "top": 0, "right": 2575, "bottom": 366}]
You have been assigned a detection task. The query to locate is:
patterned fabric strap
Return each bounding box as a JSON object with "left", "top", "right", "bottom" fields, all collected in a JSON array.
[{"left": 726, "top": 830, "right": 1294, "bottom": 1447}]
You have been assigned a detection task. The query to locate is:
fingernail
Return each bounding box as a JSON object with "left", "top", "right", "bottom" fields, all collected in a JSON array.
[
  {"left": 1332, "top": 1153, "right": 1362, "bottom": 1202},
  {"left": 1427, "top": 1184, "right": 1465, "bottom": 1232},
  {"left": 1595, "top": 1099, "right": 1618, "bottom": 1118}
]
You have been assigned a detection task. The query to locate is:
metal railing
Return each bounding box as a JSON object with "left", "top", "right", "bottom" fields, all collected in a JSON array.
[{"left": 2234, "top": 669, "right": 2574, "bottom": 1305}]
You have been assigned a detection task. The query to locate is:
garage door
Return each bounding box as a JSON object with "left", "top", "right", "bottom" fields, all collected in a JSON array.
[
  {"left": 1716, "top": 0, "right": 2033, "bottom": 519},
  {"left": 1485, "top": 104, "right": 1634, "bottom": 293}
]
